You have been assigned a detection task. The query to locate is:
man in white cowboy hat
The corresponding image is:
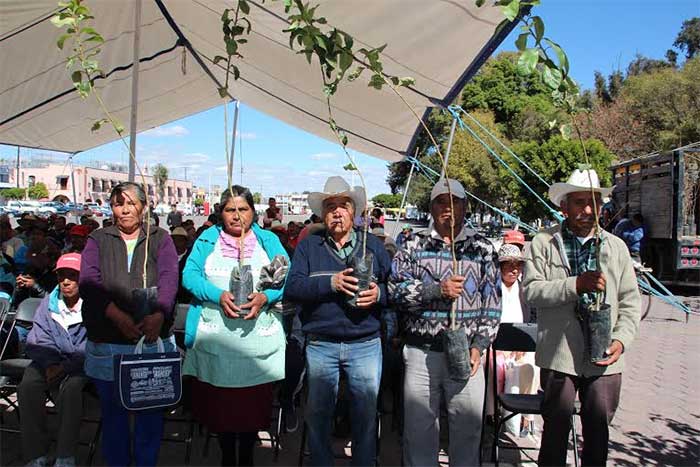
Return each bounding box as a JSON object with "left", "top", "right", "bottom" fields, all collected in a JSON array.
[
  {"left": 388, "top": 178, "right": 500, "bottom": 466},
  {"left": 284, "top": 176, "right": 391, "bottom": 466},
  {"left": 522, "top": 167, "right": 641, "bottom": 466}
]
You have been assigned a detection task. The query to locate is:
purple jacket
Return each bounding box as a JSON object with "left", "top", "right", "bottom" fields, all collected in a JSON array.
[
  {"left": 80, "top": 224, "right": 179, "bottom": 344},
  {"left": 25, "top": 287, "right": 87, "bottom": 375}
]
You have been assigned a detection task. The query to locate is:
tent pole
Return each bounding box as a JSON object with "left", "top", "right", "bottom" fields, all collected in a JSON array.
[
  {"left": 392, "top": 155, "right": 417, "bottom": 238},
  {"left": 440, "top": 116, "right": 457, "bottom": 179},
  {"left": 128, "top": 0, "right": 143, "bottom": 182},
  {"left": 228, "top": 100, "right": 240, "bottom": 186}
]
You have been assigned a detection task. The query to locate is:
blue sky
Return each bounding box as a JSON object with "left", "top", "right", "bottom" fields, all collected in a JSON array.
[{"left": 2, "top": 0, "right": 697, "bottom": 199}]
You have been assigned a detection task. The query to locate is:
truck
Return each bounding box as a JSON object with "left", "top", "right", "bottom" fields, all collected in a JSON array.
[{"left": 610, "top": 144, "right": 700, "bottom": 286}]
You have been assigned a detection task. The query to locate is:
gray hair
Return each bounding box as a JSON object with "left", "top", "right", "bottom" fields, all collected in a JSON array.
[{"left": 110, "top": 182, "right": 147, "bottom": 207}]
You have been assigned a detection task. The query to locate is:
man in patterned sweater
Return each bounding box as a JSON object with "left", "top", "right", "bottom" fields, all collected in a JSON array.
[{"left": 389, "top": 178, "right": 501, "bottom": 466}]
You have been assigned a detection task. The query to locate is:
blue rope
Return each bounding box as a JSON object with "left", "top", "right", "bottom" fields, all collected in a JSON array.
[
  {"left": 446, "top": 106, "right": 564, "bottom": 222},
  {"left": 639, "top": 271, "right": 695, "bottom": 315},
  {"left": 411, "top": 161, "right": 537, "bottom": 234},
  {"left": 450, "top": 105, "right": 552, "bottom": 188}
]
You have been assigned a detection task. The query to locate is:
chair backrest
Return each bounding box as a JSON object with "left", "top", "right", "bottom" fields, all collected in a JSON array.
[
  {"left": 492, "top": 322, "right": 537, "bottom": 353},
  {"left": 15, "top": 297, "right": 43, "bottom": 323},
  {"left": 173, "top": 303, "right": 190, "bottom": 332},
  {"left": 0, "top": 298, "right": 10, "bottom": 317}
]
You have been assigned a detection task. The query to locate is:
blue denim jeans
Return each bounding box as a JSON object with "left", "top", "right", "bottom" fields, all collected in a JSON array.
[
  {"left": 93, "top": 378, "right": 165, "bottom": 466},
  {"left": 305, "top": 336, "right": 382, "bottom": 466}
]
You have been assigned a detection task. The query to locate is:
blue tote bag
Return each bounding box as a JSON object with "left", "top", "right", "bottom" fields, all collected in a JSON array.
[{"left": 114, "top": 337, "right": 182, "bottom": 410}]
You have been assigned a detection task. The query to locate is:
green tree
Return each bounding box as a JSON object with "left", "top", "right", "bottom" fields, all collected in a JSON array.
[
  {"left": 509, "top": 137, "right": 615, "bottom": 222},
  {"left": 673, "top": 17, "right": 700, "bottom": 60},
  {"left": 193, "top": 197, "right": 204, "bottom": 207},
  {"left": 0, "top": 188, "right": 27, "bottom": 200},
  {"left": 622, "top": 56, "right": 700, "bottom": 149},
  {"left": 371, "top": 193, "right": 402, "bottom": 209},
  {"left": 28, "top": 182, "right": 49, "bottom": 200},
  {"left": 152, "top": 164, "right": 168, "bottom": 203},
  {"left": 460, "top": 52, "right": 569, "bottom": 143},
  {"left": 252, "top": 192, "right": 262, "bottom": 204}
]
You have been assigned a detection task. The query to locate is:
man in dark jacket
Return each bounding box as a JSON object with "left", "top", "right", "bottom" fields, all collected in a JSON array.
[
  {"left": 284, "top": 176, "right": 390, "bottom": 467},
  {"left": 166, "top": 204, "right": 183, "bottom": 229},
  {"left": 19, "top": 253, "right": 87, "bottom": 467}
]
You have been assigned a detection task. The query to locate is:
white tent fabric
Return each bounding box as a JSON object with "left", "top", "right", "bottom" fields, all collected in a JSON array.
[{"left": 0, "top": 0, "right": 512, "bottom": 162}]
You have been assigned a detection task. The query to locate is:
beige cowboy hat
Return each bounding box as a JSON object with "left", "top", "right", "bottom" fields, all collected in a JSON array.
[
  {"left": 548, "top": 168, "right": 613, "bottom": 206},
  {"left": 308, "top": 176, "right": 367, "bottom": 217}
]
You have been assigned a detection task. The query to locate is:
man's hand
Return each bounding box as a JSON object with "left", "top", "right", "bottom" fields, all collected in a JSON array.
[
  {"left": 441, "top": 275, "right": 465, "bottom": 300},
  {"left": 594, "top": 340, "right": 624, "bottom": 366},
  {"left": 576, "top": 271, "right": 606, "bottom": 294},
  {"left": 139, "top": 312, "right": 164, "bottom": 343},
  {"left": 470, "top": 348, "right": 481, "bottom": 376},
  {"left": 107, "top": 306, "right": 142, "bottom": 341},
  {"left": 355, "top": 282, "right": 379, "bottom": 309},
  {"left": 45, "top": 364, "right": 65, "bottom": 385},
  {"left": 16, "top": 275, "right": 35, "bottom": 289},
  {"left": 332, "top": 268, "right": 359, "bottom": 298},
  {"left": 241, "top": 293, "right": 268, "bottom": 320},
  {"left": 219, "top": 291, "right": 240, "bottom": 319}
]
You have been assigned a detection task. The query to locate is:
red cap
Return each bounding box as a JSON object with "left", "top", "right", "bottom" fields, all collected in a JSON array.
[
  {"left": 69, "top": 225, "right": 90, "bottom": 237},
  {"left": 503, "top": 230, "right": 526, "bottom": 246},
  {"left": 55, "top": 253, "right": 81, "bottom": 272}
]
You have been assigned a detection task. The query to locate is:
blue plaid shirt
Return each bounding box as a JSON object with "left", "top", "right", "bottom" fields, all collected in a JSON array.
[{"left": 560, "top": 220, "right": 599, "bottom": 319}]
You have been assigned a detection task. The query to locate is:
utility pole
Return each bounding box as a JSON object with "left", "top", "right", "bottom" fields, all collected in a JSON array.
[{"left": 15, "top": 146, "right": 20, "bottom": 187}]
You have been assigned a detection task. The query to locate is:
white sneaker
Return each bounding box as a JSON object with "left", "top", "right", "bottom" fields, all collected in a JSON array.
[{"left": 54, "top": 457, "right": 76, "bottom": 467}]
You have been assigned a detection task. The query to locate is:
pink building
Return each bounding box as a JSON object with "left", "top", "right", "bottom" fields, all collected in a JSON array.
[{"left": 6, "top": 162, "right": 193, "bottom": 205}]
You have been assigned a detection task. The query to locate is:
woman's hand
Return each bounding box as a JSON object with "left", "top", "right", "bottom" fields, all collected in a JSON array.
[
  {"left": 240, "top": 293, "right": 268, "bottom": 320},
  {"left": 219, "top": 291, "right": 240, "bottom": 319},
  {"left": 139, "top": 312, "right": 164, "bottom": 343},
  {"left": 106, "top": 303, "right": 142, "bottom": 341}
]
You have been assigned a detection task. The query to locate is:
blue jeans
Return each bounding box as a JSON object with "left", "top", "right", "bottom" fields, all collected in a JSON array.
[
  {"left": 93, "top": 379, "right": 164, "bottom": 466},
  {"left": 305, "top": 337, "right": 382, "bottom": 466}
]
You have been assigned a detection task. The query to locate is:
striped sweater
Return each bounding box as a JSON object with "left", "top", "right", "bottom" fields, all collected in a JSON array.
[{"left": 389, "top": 226, "right": 501, "bottom": 353}]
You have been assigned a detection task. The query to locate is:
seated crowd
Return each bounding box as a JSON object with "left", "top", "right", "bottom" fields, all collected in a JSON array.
[{"left": 1, "top": 168, "right": 640, "bottom": 467}]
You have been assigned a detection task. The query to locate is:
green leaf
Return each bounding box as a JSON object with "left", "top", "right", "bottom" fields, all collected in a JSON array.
[
  {"left": 213, "top": 55, "right": 227, "bottom": 65},
  {"left": 80, "top": 26, "right": 98, "bottom": 36},
  {"left": 532, "top": 16, "right": 544, "bottom": 42},
  {"left": 390, "top": 76, "right": 399, "bottom": 86},
  {"left": 515, "top": 33, "right": 528, "bottom": 51},
  {"left": 115, "top": 122, "right": 125, "bottom": 135},
  {"left": 369, "top": 74, "right": 385, "bottom": 90},
  {"left": 342, "top": 32, "right": 354, "bottom": 50},
  {"left": 226, "top": 39, "right": 238, "bottom": 56},
  {"left": 500, "top": 0, "right": 520, "bottom": 22},
  {"left": 541, "top": 65, "right": 562, "bottom": 90},
  {"left": 398, "top": 77, "right": 415, "bottom": 87},
  {"left": 475, "top": 0, "right": 486, "bottom": 6},
  {"left": 559, "top": 123, "right": 572, "bottom": 140},
  {"left": 91, "top": 118, "right": 108, "bottom": 132},
  {"left": 71, "top": 70, "right": 82, "bottom": 84},
  {"left": 340, "top": 134, "right": 348, "bottom": 146},
  {"left": 218, "top": 87, "right": 228, "bottom": 98},
  {"left": 50, "top": 15, "right": 74, "bottom": 28},
  {"left": 222, "top": 9, "right": 230, "bottom": 22},
  {"left": 232, "top": 65, "right": 240, "bottom": 80},
  {"left": 338, "top": 51, "right": 353, "bottom": 72},
  {"left": 347, "top": 66, "right": 365, "bottom": 82},
  {"left": 544, "top": 38, "right": 569, "bottom": 74},
  {"left": 316, "top": 17, "right": 327, "bottom": 24},
  {"left": 238, "top": 0, "right": 250, "bottom": 15},
  {"left": 494, "top": 18, "right": 510, "bottom": 36},
  {"left": 517, "top": 48, "right": 538, "bottom": 76},
  {"left": 57, "top": 34, "right": 70, "bottom": 50},
  {"left": 85, "top": 34, "right": 104, "bottom": 43}
]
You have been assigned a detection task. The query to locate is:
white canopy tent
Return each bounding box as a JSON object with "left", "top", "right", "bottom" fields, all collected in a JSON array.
[{"left": 0, "top": 0, "right": 515, "bottom": 162}]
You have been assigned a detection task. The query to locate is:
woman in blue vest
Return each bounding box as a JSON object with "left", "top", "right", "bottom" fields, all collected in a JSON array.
[{"left": 182, "top": 185, "right": 289, "bottom": 466}]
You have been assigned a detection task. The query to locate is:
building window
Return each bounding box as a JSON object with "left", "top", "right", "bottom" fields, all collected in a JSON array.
[
  {"left": 167, "top": 187, "right": 173, "bottom": 197},
  {"left": 177, "top": 188, "right": 182, "bottom": 198},
  {"left": 56, "top": 176, "right": 69, "bottom": 190}
]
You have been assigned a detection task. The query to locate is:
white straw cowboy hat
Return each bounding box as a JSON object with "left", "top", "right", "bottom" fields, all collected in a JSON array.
[
  {"left": 548, "top": 168, "right": 613, "bottom": 206},
  {"left": 308, "top": 176, "right": 367, "bottom": 217}
]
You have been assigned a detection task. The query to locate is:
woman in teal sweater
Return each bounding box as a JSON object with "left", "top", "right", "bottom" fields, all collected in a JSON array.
[{"left": 182, "top": 186, "right": 288, "bottom": 466}]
